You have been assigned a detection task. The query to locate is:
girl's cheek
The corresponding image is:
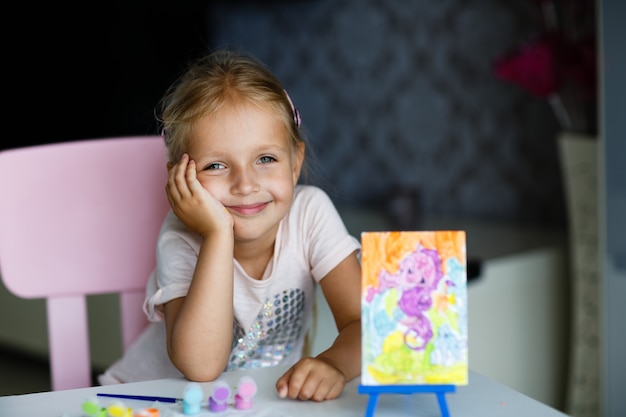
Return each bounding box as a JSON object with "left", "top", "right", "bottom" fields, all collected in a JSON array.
[
  {"left": 198, "top": 178, "right": 225, "bottom": 197},
  {"left": 200, "top": 180, "right": 215, "bottom": 192}
]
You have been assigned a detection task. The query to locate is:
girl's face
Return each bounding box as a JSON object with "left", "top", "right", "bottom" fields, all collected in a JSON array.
[{"left": 187, "top": 100, "right": 304, "bottom": 246}]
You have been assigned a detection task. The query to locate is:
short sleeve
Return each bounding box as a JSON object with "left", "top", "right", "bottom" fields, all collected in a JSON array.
[
  {"left": 291, "top": 186, "right": 360, "bottom": 282},
  {"left": 143, "top": 211, "right": 202, "bottom": 321}
]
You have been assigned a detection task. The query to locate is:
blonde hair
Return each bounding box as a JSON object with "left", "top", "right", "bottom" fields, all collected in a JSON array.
[{"left": 158, "top": 49, "right": 304, "bottom": 164}]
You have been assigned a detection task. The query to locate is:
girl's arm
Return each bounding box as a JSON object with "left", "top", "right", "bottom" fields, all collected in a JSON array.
[
  {"left": 163, "top": 155, "right": 235, "bottom": 381},
  {"left": 276, "top": 250, "right": 362, "bottom": 401}
]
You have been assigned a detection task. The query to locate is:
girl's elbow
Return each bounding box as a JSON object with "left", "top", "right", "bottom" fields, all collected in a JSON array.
[
  {"left": 174, "top": 358, "right": 225, "bottom": 382},
  {"left": 182, "top": 367, "right": 223, "bottom": 383},
  {"left": 168, "top": 351, "right": 227, "bottom": 382}
]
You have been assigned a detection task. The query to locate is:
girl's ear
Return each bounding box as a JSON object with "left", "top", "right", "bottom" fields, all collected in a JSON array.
[{"left": 292, "top": 141, "right": 306, "bottom": 185}]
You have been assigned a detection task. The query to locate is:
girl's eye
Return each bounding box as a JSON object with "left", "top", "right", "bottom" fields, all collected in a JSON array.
[
  {"left": 205, "top": 162, "right": 225, "bottom": 170},
  {"left": 258, "top": 155, "right": 276, "bottom": 164}
]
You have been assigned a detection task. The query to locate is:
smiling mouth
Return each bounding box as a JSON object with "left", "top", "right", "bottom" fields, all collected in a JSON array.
[{"left": 227, "top": 202, "right": 270, "bottom": 216}]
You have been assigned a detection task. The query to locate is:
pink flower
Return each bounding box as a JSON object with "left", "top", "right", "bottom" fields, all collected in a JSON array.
[
  {"left": 494, "top": 35, "right": 560, "bottom": 98},
  {"left": 492, "top": 0, "right": 597, "bottom": 133}
]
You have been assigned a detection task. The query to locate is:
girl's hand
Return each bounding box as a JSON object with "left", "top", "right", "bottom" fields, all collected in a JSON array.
[
  {"left": 166, "top": 153, "right": 233, "bottom": 237},
  {"left": 275, "top": 357, "right": 346, "bottom": 402}
]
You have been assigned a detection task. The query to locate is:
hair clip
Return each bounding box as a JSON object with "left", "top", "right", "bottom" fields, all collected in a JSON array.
[
  {"left": 284, "top": 89, "right": 301, "bottom": 128},
  {"left": 234, "top": 376, "right": 257, "bottom": 410},
  {"left": 208, "top": 380, "right": 231, "bottom": 413}
]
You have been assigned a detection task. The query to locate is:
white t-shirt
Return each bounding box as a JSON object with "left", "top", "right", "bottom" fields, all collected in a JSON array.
[{"left": 99, "top": 185, "right": 360, "bottom": 384}]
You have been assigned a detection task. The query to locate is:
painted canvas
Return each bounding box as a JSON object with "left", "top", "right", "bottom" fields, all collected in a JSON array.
[{"left": 361, "top": 231, "right": 468, "bottom": 386}]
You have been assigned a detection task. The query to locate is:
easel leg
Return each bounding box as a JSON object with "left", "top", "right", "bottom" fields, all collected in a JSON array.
[
  {"left": 435, "top": 393, "right": 450, "bottom": 417},
  {"left": 364, "top": 393, "right": 379, "bottom": 417}
]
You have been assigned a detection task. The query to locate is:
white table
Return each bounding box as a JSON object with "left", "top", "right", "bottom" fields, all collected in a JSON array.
[{"left": 0, "top": 365, "right": 569, "bottom": 417}]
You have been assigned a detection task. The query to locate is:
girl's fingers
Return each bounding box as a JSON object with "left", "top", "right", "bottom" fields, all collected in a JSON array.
[
  {"left": 319, "top": 379, "right": 343, "bottom": 401},
  {"left": 275, "top": 360, "right": 318, "bottom": 401},
  {"left": 164, "top": 154, "right": 232, "bottom": 236},
  {"left": 298, "top": 377, "right": 323, "bottom": 401},
  {"left": 174, "top": 154, "right": 192, "bottom": 198},
  {"left": 184, "top": 159, "right": 203, "bottom": 196},
  {"left": 168, "top": 154, "right": 194, "bottom": 201},
  {"left": 276, "top": 365, "right": 294, "bottom": 398},
  {"left": 276, "top": 358, "right": 346, "bottom": 402},
  {"left": 166, "top": 172, "right": 181, "bottom": 202}
]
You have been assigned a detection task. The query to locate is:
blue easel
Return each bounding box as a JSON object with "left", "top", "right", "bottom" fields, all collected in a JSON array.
[{"left": 358, "top": 384, "right": 455, "bottom": 417}]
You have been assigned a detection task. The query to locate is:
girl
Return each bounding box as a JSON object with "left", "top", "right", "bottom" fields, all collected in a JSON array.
[{"left": 100, "top": 50, "right": 362, "bottom": 402}]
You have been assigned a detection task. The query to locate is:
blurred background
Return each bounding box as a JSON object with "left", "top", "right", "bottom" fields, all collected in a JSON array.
[
  {"left": 6, "top": 0, "right": 567, "bottom": 226},
  {"left": 2, "top": 1, "right": 624, "bottom": 417}
]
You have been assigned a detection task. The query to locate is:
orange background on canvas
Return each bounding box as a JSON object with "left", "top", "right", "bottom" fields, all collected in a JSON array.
[{"left": 361, "top": 231, "right": 466, "bottom": 291}]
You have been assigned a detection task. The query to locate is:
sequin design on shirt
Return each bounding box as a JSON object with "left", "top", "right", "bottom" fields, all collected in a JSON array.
[{"left": 228, "top": 288, "right": 305, "bottom": 370}]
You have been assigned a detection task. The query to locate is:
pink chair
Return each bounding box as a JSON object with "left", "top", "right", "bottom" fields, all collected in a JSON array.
[{"left": 0, "top": 136, "right": 170, "bottom": 390}]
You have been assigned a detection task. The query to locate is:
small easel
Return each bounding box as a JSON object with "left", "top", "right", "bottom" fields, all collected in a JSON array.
[{"left": 358, "top": 384, "right": 455, "bottom": 417}]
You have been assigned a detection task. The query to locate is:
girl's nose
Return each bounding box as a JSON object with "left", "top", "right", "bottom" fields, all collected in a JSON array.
[{"left": 231, "top": 166, "right": 258, "bottom": 195}]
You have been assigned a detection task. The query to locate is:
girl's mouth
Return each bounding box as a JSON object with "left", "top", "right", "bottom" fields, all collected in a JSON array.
[{"left": 227, "top": 202, "right": 270, "bottom": 216}]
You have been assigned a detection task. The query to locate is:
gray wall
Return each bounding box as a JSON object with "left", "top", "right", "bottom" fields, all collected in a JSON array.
[
  {"left": 600, "top": 1, "right": 626, "bottom": 416},
  {"left": 208, "top": 0, "right": 565, "bottom": 227}
]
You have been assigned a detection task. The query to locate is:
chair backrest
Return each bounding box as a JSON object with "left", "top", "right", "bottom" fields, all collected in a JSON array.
[{"left": 0, "top": 136, "right": 170, "bottom": 390}]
